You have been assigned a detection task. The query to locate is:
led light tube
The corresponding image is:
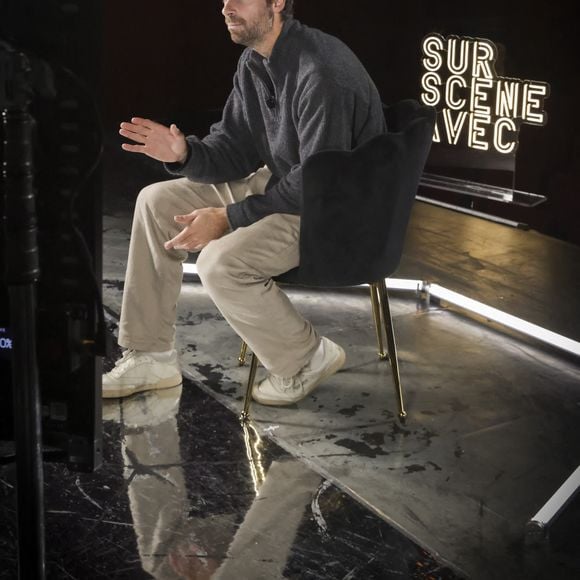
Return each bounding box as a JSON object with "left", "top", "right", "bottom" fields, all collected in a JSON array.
[
  {"left": 183, "top": 263, "right": 198, "bottom": 275},
  {"left": 385, "top": 279, "right": 424, "bottom": 292},
  {"left": 428, "top": 283, "right": 580, "bottom": 357},
  {"left": 181, "top": 264, "right": 580, "bottom": 358},
  {"left": 527, "top": 466, "right": 580, "bottom": 535}
]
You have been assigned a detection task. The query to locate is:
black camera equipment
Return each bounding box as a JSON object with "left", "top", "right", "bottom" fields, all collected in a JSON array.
[
  {"left": 0, "top": 0, "right": 105, "bottom": 469},
  {"left": 0, "top": 57, "right": 105, "bottom": 463},
  {"left": 1, "top": 42, "right": 45, "bottom": 580},
  {"left": 1, "top": 0, "right": 105, "bottom": 576}
]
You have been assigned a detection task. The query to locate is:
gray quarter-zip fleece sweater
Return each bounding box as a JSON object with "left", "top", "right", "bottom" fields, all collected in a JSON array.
[{"left": 166, "top": 18, "right": 386, "bottom": 230}]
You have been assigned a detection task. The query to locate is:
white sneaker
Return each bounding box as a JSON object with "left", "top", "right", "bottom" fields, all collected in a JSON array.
[
  {"left": 253, "top": 337, "right": 345, "bottom": 406},
  {"left": 102, "top": 350, "right": 182, "bottom": 399}
]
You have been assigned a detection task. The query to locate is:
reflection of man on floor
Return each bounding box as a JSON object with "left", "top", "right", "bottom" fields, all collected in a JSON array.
[
  {"left": 105, "top": 389, "right": 322, "bottom": 579},
  {"left": 103, "top": 0, "right": 385, "bottom": 407},
  {"left": 104, "top": 387, "right": 227, "bottom": 579}
]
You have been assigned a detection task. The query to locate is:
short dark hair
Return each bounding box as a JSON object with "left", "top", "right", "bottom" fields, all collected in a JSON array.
[{"left": 269, "top": 0, "right": 294, "bottom": 20}]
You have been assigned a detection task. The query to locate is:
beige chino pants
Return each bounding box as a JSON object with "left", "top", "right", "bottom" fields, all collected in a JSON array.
[{"left": 118, "top": 168, "right": 319, "bottom": 377}]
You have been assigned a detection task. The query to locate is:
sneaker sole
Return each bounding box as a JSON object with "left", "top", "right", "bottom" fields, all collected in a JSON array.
[
  {"left": 102, "top": 374, "right": 183, "bottom": 399},
  {"left": 253, "top": 347, "right": 346, "bottom": 406}
]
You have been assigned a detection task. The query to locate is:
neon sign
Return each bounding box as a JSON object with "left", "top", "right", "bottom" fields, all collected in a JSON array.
[{"left": 420, "top": 33, "right": 550, "bottom": 154}]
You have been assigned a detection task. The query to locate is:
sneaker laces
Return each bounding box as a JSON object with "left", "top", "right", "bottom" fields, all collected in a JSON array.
[
  {"left": 269, "top": 373, "right": 303, "bottom": 392},
  {"left": 114, "top": 349, "right": 136, "bottom": 367},
  {"left": 108, "top": 351, "right": 148, "bottom": 378}
]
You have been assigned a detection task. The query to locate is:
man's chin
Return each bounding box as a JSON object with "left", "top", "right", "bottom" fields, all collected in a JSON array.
[
  {"left": 229, "top": 32, "right": 250, "bottom": 47},
  {"left": 228, "top": 29, "right": 242, "bottom": 40}
]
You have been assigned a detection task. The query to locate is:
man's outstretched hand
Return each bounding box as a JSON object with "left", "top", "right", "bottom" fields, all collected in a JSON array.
[{"left": 119, "top": 117, "right": 188, "bottom": 163}]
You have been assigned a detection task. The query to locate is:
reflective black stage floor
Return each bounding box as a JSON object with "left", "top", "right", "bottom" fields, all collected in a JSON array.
[{"left": 0, "top": 361, "right": 460, "bottom": 580}]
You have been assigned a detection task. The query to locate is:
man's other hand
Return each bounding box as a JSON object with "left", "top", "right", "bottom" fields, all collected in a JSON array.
[
  {"left": 164, "top": 208, "right": 230, "bottom": 252},
  {"left": 119, "top": 118, "right": 188, "bottom": 163}
]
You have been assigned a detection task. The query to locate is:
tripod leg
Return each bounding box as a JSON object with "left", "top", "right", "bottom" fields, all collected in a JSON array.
[
  {"left": 3, "top": 67, "right": 46, "bottom": 579},
  {"left": 9, "top": 285, "right": 46, "bottom": 579}
]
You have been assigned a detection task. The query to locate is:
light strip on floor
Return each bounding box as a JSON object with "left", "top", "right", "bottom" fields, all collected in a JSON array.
[
  {"left": 184, "top": 264, "right": 422, "bottom": 293},
  {"left": 385, "top": 279, "right": 424, "bottom": 292},
  {"left": 183, "top": 263, "right": 198, "bottom": 275},
  {"left": 185, "top": 264, "right": 421, "bottom": 291},
  {"left": 181, "top": 264, "right": 580, "bottom": 357},
  {"left": 527, "top": 466, "right": 580, "bottom": 535},
  {"left": 428, "top": 283, "right": 580, "bottom": 357}
]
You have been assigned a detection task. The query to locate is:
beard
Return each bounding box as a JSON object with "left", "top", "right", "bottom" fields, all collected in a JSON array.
[{"left": 226, "top": 5, "right": 274, "bottom": 48}]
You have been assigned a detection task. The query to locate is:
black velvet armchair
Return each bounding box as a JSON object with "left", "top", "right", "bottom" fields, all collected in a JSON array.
[{"left": 239, "top": 99, "right": 436, "bottom": 423}]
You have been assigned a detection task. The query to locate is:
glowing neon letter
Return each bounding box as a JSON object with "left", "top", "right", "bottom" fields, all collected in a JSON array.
[
  {"left": 447, "top": 36, "right": 470, "bottom": 75},
  {"left": 495, "top": 79, "right": 521, "bottom": 118},
  {"left": 445, "top": 75, "right": 467, "bottom": 110},
  {"left": 470, "top": 78, "right": 494, "bottom": 115},
  {"left": 493, "top": 118, "right": 518, "bottom": 154},
  {"left": 443, "top": 109, "right": 468, "bottom": 145},
  {"left": 471, "top": 39, "right": 496, "bottom": 79},
  {"left": 432, "top": 120, "right": 441, "bottom": 143},
  {"left": 422, "top": 34, "right": 445, "bottom": 72},
  {"left": 468, "top": 112, "right": 491, "bottom": 150},
  {"left": 421, "top": 72, "right": 442, "bottom": 106},
  {"left": 523, "top": 82, "right": 549, "bottom": 125}
]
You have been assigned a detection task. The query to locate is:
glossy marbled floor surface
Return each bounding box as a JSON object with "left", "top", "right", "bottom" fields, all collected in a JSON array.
[{"left": 0, "top": 362, "right": 463, "bottom": 579}]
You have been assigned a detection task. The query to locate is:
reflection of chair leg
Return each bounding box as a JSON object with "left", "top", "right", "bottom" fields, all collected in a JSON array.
[
  {"left": 241, "top": 421, "right": 266, "bottom": 493},
  {"left": 240, "top": 352, "right": 259, "bottom": 423},
  {"left": 370, "top": 284, "right": 388, "bottom": 360},
  {"left": 376, "top": 279, "right": 407, "bottom": 422}
]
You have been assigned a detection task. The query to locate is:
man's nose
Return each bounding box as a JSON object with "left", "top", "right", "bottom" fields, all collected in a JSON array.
[{"left": 222, "top": 0, "right": 236, "bottom": 16}]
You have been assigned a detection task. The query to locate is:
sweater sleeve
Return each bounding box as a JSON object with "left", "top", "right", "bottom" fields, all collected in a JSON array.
[
  {"left": 164, "top": 67, "right": 262, "bottom": 185},
  {"left": 225, "top": 81, "right": 360, "bottom": 229}
]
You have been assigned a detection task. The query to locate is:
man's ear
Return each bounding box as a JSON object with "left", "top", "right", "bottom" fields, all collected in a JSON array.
[{"left": 272, "top": 0, "right": 286, "bottom": 15}]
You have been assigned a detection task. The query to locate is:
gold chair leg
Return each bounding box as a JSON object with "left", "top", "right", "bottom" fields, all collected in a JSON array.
[
  {"left": 238, "top": 340, "right": 248, "bottom": 366},
  {"left": 370, "top": 284, "right": 388, "bottom": 360},
  {"left": 240, "top": 352, "right": 259, "bottom": 423},
  {"left": 376, "top": 279, "right": 407, "bottom": 422}
]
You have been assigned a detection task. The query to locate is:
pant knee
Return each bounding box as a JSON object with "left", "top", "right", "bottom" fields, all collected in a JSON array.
[
  {"left": 197, "top": 242, "right": 228, "bottom": 289},
  {"left": 197, "top": 240, "right": 251, "bottom": 294},
  {"left": 135, "top": 181, "right": 170, "bottom": 215}
]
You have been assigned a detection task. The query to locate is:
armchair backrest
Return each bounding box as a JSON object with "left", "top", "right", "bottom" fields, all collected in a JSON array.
[{"left": 284, "top": 99, "right": 435, "bottom": 287}]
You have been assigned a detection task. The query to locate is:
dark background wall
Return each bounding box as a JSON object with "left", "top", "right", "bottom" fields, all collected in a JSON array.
[{"left": 102, "top": 0, "right": 579, "bottom": 245}]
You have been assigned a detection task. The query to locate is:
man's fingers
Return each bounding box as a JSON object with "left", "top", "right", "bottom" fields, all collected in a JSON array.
[
  {"left": 119, "top": 128, "right": 148, "bottom": 144},
  {"left": 165, "top": 229, "right": 195, "bottom": 250},
  {"left": 165, "top": 238, "right": 198, "bottom": 251},
  {"left": 130, "top": 117, "right": 163, "bottom": 131},
  {"left": 174, "top": 212, "right": 197, "bottom": 223},
  {"left": 119, "top": 122, "right": 151, "bottom": 136},
  {"left": 121, "top": 143, "right": 146, "bottom": 153}
]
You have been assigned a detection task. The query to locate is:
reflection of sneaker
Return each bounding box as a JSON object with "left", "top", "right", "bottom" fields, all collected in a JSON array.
[
  {"left": 102, "top": 385, "right": 182, "bottom": 427},
  {"left": 253, "top": 337, "right": 345, "bottom": 406},
  {"left": 102, "top": 350, "right": 182, "bottom": 399}
]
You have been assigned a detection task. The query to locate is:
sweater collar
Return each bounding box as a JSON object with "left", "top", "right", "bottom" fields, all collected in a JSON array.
[
  {"left": 267, "top": 17, "right": 298, "bottom": 65},
  {"left": 248, "top": 17, "right": 298, "bottom": 68}
]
